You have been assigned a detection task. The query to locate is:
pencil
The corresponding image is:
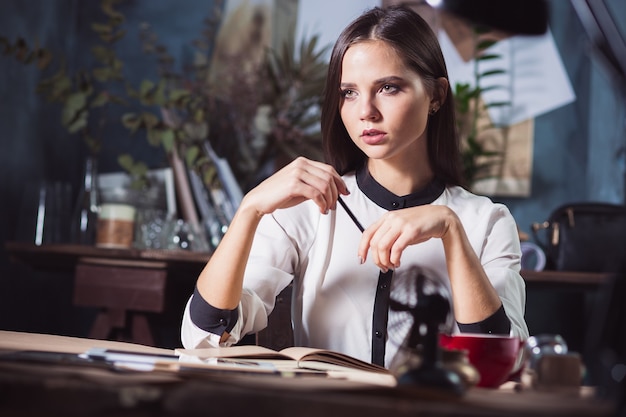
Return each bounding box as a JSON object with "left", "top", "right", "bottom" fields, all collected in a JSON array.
[{"left": 338, "top": 197, "right": 364, "bottom": 233}]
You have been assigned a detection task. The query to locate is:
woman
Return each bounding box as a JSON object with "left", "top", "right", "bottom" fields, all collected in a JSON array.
[{"left": 181, "top": 5, "right": 528, "bottom": 369}]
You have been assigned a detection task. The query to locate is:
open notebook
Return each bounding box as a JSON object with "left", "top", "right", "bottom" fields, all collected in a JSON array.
[{"left": 176, "top": 345, "right": 396, "bottom": 387}]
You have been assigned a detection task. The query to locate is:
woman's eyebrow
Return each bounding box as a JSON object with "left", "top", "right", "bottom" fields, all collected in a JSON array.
[
  {"left": 340, "top": 75, "right": 405, "bottom": 88},
  {"left": 374, "top": 75, "right": 404, "bottom": 84}
]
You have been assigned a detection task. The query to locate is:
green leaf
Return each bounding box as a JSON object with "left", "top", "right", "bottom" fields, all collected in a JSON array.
[
  {"left": 480, "top": 69, "right": 506, "bottom": 78},
  {"left": 117, "top": 153, "right": 135, "bottom": 171},
  {"left": 121, "top": 112, "right": 142, "bottom": 133},
  {"left": 139, "top": 79, "right": 157, "bottom": 105},
  {"left": 141, "top": 112, "right": 159, "bottom": 129},
  {"left": 193, "top": 108, "right": 204, "bottom": 123},
  {"left": 101, "top": 0, "right": 126, "bottom": 23},
  {"left": 90, "top": 91, "right": 109, "bottom": 107},
  {"left": 139, "top": 79, "right": 155, "bottom": 95},
  {"left": 485, "top": 101, "right": 512, "bottom": 108},
  {"left": 203, "top": 165, "right": 217, "bottom": 186},
  {"left": 61, "top": 92, "right": 87, "bottom": 125},
  {"left": 146, "top": 128, "right": 162, "bottom": 146},
  {"left": 160, "top": 128, "right": 175, "bottom": 152},
  {"left": 477, "top": 53, "right": 501, "bottom": 62},
  {"left": 168, "top": 88, "right": 190, "bottom": 103},
  {"left": 66, "top": 110, "right": 88, "bottom": 134},
  {"left": 117, "top": 155, "right": 150, "bottom": 188},
  {"left": 185, "top": 145, "right": 199, "bottom": 167},
  {"left": 153, "top": 79, "right": 166, "bottom": 106},
  {"left": 93, "top": 67, "right": 113, "bottom": 82}
]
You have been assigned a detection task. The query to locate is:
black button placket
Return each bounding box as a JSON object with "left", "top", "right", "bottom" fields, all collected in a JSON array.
[
  {"left": 356, "top": 165, "right": 446, "bottom": 368},
  {"left": 371, "top": 269, "right": 393, "bottom": 366}
]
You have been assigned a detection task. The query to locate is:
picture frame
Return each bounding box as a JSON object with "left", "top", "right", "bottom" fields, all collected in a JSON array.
[{"left": 97, "top": 167, "right": 177, "bottom": 217}]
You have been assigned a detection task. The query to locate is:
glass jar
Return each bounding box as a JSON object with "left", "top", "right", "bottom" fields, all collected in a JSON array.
[{"left": 70, "top": 156, "right": 100, "bottom": 245}]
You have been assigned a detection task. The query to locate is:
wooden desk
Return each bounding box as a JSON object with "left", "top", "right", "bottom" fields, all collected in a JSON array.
[{"left": 0, "top": 331, "right": 616, "bottom": 417}]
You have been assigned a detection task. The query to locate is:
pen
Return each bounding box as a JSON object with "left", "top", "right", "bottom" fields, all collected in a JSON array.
[{"left": 338, "top": 197, "right": 364, "bottom": 233}]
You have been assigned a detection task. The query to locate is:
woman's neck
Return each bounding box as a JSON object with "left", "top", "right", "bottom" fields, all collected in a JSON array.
[{"left": 367, "top": 158, "right": 434, "bottom": 196}]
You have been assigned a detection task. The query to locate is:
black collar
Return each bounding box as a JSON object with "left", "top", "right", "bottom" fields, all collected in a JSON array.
[{"left": 356, "top": 165, "right": 445, "bottom": 210}]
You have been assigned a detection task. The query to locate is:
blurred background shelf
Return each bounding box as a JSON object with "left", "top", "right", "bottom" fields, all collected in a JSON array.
[{"left": 5, "top": 241, "right": 211, "bottom": 273}]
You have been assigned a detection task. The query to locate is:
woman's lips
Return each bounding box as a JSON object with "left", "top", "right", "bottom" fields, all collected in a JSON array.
[{"left": 361, "top": 129, "right": 386, "bottom": 145}]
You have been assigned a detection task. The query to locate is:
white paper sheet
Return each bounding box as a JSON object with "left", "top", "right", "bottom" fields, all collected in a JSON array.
[{"left": 441, "top": 28, "right": 576, "bottom": 126}]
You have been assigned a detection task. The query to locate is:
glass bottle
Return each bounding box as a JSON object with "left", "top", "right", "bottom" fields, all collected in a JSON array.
[{"left": 70, "top": 156, "right": 100, "bottom": 244}]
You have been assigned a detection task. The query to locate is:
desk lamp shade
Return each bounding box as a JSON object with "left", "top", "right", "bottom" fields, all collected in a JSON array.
[{"left": 429, "top": 0, "right": 549, "bottom": 35}]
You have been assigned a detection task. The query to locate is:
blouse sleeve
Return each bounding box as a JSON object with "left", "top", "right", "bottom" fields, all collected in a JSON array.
[
  {"left": 480, "top": 204, "right": 529, "bottom": 342},
  {"left": 181, "top": 208, "right": 305, "bottom": 349}
]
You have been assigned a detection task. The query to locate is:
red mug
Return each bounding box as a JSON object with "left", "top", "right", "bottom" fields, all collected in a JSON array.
[{"left": 439, "top": 333, "right": 523, "bottom": 388}]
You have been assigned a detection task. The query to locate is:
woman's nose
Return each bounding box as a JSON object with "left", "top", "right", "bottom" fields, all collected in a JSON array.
[{"left": 359, "top": 97, "right": 380, "bottom": 121}]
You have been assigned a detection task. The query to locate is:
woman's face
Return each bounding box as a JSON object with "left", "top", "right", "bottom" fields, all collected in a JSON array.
[{"left": 339, "top": 40, "right": 433, "bottom": 168}]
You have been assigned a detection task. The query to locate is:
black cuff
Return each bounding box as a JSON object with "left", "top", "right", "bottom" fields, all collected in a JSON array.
[
  {"left": 457, "top": 304, "right": 511, "bottom": 335},
  {"left": 189, "top": 286, "right": 238, "bottom": 335}
]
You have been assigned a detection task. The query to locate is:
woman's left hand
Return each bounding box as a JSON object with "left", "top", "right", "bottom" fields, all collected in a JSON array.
[
  {"left": 358, "top": 205, "right": 455, "bottom": 272},
  {"left": 359, "top": 204, "right": 506, "bottom": 325}
]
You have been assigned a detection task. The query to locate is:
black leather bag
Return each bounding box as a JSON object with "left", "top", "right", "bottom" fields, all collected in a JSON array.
[{"left": 532, "top": 202, "right": 626, "bottom": 273}]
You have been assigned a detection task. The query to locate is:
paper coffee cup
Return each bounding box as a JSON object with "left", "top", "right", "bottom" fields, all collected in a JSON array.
[{"left": 96, "top": 203, "right": 136, "bottom": 248}]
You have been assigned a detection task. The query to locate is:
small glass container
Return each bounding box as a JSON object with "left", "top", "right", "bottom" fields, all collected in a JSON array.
[{"left": 96, "top": 203, "right": 136, "bottom": 248}]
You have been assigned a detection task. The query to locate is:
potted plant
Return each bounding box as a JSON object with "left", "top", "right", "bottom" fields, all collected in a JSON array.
[{"left": 454, "top": 27, "right": 511, "bottom": 189}]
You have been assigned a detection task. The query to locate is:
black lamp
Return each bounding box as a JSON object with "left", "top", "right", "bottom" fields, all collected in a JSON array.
[{"left": 427, "top": 0, "right": 549, "bottom": 35}]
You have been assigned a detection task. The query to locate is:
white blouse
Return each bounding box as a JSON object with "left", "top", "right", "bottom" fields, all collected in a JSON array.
[{"left": 181, "top": 171, "right": 529, "bottom": 368}]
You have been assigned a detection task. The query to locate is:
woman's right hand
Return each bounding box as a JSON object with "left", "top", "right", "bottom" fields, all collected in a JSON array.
[
  {"left": 244, "top": 157, "right": 349, "bottom": 217},
  {"left": 196, "top": 157, "right": 348, "bottom": 311}
]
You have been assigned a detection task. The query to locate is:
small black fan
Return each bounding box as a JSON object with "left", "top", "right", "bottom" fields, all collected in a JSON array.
[{"left": 388, "top": 271, "right": 465, "bottom": 396}]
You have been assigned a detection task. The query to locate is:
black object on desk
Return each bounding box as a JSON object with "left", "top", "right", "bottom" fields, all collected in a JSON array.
[{"left": 391, "top": 272, "right": 464, "bottom": 396}]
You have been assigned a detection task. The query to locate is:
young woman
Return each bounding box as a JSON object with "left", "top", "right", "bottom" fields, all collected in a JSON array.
[{"left": 181, "top": 5, "right": 528, "bottom": 369}]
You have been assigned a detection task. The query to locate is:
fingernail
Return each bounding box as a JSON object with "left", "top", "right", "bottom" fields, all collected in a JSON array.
[{"left": 358, "top": 256, "right": 364, "bottom": 264}]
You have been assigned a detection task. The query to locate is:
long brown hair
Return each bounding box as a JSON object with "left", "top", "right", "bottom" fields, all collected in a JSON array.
[{"left": 320, "top": 5, "right": 463, "bottom": 187}]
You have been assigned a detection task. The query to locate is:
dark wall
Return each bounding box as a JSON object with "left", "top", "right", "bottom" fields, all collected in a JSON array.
[
  {"left": 498, "top": 0, "right": 626, "bottom": 226},
  {"left": 0, "top": 0, "right": 625, "bottom": 351},
  {"left": 0, "top": 1, "right": 85, "bottom": 338},
  {"left": 0, "top": 0, "right": 218, "bottom": 347}
]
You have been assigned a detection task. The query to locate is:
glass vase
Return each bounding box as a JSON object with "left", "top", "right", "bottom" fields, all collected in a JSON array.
[{"left": 70, "top": 156, "right": 100, "bottom": 245}]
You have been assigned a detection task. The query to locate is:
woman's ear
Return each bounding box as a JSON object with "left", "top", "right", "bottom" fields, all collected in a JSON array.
[{"left": 433, "top": 77, "right": 449, "bottom": 107}]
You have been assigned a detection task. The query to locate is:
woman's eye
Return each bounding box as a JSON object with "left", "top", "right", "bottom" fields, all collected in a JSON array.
[
  {"left": 381, "top": 84, "right": 399, "bottom": 94},
  {"left": 341, "top": 89, "right": 356, "bottom": 99}
]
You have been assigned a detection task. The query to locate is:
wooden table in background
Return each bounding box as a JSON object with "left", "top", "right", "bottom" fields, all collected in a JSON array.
[
  {"left": 521, "top": 269, "right": 612, "bottom": 289},
  {"left": 5, "top": 242, "right": 292, "bottom": 350},
  {"left": 6, "top": 242, "right": 211, "bottom": 347},
  {"left": 521, "top": 268, "right": 616, "bottom": 358}
]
